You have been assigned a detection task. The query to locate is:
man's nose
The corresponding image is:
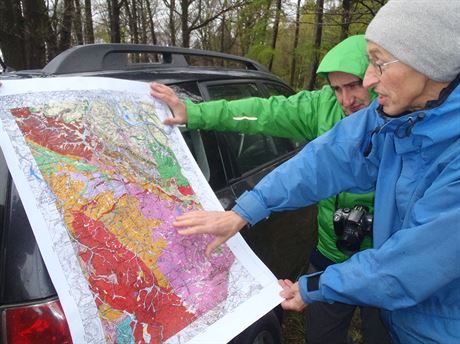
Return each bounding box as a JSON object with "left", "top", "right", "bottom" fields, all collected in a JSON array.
[
  {"left": 341, "top": 89, "right": 354, "bottom": 107},
  {"left": 363, "top": 65, "right": 379, "bottom": 89}
]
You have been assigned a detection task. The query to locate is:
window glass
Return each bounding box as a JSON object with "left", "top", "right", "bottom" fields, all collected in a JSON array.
[
  {"left": 207, "top": 83, "right": 260, "bottom": 101},
  {"left": 180, "top": 128, "right": 210, "bottom": 182},
  {"left": 170, "top": 84, "right": 219, "bottom": 188},
  {"left": 221, "top": 133, "right": 294, "bottom": 175},
  {"left": 170, "top": 83, "right": 203, "bottom": 102},
  {"left": 264, "top": 83, "right": 294, "bottom": 97}
]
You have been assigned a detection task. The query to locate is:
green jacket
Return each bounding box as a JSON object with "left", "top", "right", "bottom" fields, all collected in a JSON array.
[{"left": 186, "top": 35, "right": 374, "bottom": 263}]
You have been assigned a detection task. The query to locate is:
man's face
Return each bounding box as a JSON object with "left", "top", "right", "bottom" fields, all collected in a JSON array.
[
  {"left": 329, "top": 71, "right": 371, "bottom": 116},
  {"left": 363, "top": 42, "right": 430, "bottom": 116}
]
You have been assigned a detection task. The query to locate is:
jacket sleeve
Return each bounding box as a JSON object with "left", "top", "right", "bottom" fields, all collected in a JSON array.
[
  {"left": 186, "top": 86, "right": 339, "bottom": 141},
  {"left": 232, "top": 109, "right": 379, "bottom": 225},
  {"left": 299, "top": 147, "right": 460, "bottom": 310}
]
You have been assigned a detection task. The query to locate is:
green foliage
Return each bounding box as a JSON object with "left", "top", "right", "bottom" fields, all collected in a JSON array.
[
  {"left": 0, "top": 0, "right": 386, "bottom": 89},
  {"left": 246, "top": 43, "right": 274, "bottom": 66},
  {"left": 268, "top": 0, "right": 386, "bottom": 90},
  {"left": 93, "top": 24, "right": 111, "bottom": 43},
  {"left": 235, "top": 0, "right": 273, "bottom": 56}
]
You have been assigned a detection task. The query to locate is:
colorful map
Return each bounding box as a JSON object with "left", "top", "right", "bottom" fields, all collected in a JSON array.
[{"left": 0, "top": 78, "right": 281, "bottom": 344}]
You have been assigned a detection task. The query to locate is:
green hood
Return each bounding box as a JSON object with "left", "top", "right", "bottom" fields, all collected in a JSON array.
[{"left": 316, "top": 35, "right": 368, "bottom": 80}]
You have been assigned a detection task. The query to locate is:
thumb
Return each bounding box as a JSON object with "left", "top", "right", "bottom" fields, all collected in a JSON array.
[
  {"left": 163, "top": 117, "right": 182, "bottom": 126},
  {"left": 205, "top": 237, "right": 228, "bottom": 257}
]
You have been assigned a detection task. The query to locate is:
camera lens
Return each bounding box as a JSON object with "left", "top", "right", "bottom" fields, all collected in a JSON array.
[{"left": 336, "top": 233, "right": 362, "bottom": 256}]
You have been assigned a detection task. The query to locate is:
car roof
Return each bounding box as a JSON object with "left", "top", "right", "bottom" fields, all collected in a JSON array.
[{"left": 1, "top": 44, "right": 287, "bottom": 86}]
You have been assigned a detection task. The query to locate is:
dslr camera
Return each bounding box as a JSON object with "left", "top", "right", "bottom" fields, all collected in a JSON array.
[{"left": 333, "top": 205, "right": 373, "bottom": 256}]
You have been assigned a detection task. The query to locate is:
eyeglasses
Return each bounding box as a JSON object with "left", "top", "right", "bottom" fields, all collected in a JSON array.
[{"left": 368, "top": 58, "right": 400, "bottom": 75}]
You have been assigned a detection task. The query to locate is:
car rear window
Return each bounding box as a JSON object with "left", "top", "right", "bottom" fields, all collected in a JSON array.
[
  {"left": 220, "top": 133, "right": 294, "bottom": 175},
  {"left": 207, "top": 83, "right": 260, "bottom": 100},
  {"left": 264, "top": 82, "right": 294, "bottom": 97}
]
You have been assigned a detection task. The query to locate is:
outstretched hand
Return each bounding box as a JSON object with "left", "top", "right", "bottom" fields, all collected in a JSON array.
[
  {"left": 150, "top": 82, "right": 188, "bottom": 125},
  {"left": 173, "top": 210, "right": 248, "bottom": 257},
  {"left": 278, "top": 279, "right": 307, "bottom": 312}
]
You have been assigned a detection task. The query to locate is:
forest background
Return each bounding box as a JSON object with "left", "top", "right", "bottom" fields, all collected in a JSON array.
[{"left": 1, "top": 0, "right": 387, "bottom": 91}]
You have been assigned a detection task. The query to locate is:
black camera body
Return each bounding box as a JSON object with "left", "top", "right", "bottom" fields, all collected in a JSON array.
[{"left": 333, "top": 205, "right": 373, "bottom": 256}]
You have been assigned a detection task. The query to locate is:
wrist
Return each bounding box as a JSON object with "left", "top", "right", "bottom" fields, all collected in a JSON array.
[{"left": 230, "top": 210, "right": 248, "bottom": 232}]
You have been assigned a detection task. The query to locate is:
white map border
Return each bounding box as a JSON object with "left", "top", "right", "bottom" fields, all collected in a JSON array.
[{"left": 0, "top": 77, "right": 283, "bottom": 344}]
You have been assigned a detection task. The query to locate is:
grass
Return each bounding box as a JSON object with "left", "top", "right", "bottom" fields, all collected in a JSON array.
[
  {"left": 281, "top": 310, "right": 306, "bottom": 344},
  {"left": 281, "top": 308, "right": 364, "bottom": 344}
]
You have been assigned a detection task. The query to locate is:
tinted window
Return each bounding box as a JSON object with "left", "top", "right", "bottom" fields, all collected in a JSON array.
[
  {"left": 207, "top": 83, "right": 260, "bottom": 101},
  {"left": 181, "top": 129, "right": 210, "bottom": 181},
  {"left": 170, "top": 82, "right": 203, "bottom": 101},
  {"left": 264, "top": 83, "right": 294, "bottom": 97},
  {"left": 170, "top": 84, "right": 227, "bottom": 191},
  {"left": 220, "top": 133, "right": 294, "bottom": 176}
]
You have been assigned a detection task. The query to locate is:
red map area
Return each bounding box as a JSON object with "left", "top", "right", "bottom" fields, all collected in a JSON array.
[
  {"left": 178, "top": 185, "right": 194, "bottom": 196},
  {"left": 72, "top": 211, "right": 196, "bottom": 342},
  {"left": 11, "top": 107, "right": 100, "bottom": 160}
]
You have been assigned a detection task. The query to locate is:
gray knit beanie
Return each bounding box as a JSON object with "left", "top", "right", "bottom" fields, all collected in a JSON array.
[{"left": 365, "top": 0, "right": 460, "bottom": 82}]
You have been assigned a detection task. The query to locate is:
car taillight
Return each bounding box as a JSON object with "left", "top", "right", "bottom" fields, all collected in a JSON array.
[{"left": 3, "top": 300, "right": 72, "bottom": 344}]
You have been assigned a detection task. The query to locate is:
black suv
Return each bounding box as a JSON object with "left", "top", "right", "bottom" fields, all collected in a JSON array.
[{"left": 0, "top": 44, "right": 316, "bottom": 344}]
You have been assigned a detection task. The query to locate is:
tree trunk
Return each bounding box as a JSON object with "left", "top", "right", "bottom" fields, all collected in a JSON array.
[
  {"left": 268, "top": 0, "right": 281, "bottom": 71},
  {"left": 58, "top": 0, "right": 74, "bottom": 52},
  {"left": 0, "top": 0, "right": 27, "bottom": 69},
  {"left": 180, "top": 0, "right": 190, "bottom": 47},
  {"left": 84, "top": 0, "right": 95, "bottom": 43},
  {"left": 166, "top": 0, "right": 176, "bottom": 45},
  {"left": 220, "top": 12, "right": 226, "bottom": 53},
  {"left": 290, "top": 0, "right": 301, "bottom": 88},
  {"left": 307, "top": 0, "right": 324, "bottom": 90},
  {"left": 22, "top": 0, "right": 50, "bottom": 67},
  {"left": 46, "top": 3, "right": 58, "bottom": 59},
  {"left": 74, "top": 0, "right": 84, "bottom": 44},
  {"left": 145, "top": 0, "right": 158, "bottom": 44},
  {"left": 139, "top": 0, "right": 147, "bottom": 44},
  {"left": 131, "top": 0, "right": 139, "bottom": 44},
  {"left": 109, "top": 0, "right": 121, "bottom": 43},
  {"left": 123, "top": 0, "right": 137, "bottom": 45},
  {"left": 340, "top": 0, "right": 352, "bottom": 41}
]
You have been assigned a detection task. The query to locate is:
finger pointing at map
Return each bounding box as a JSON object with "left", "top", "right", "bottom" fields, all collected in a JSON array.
[{"left": 173, "top": 210, "right": 248, "bottom": 257}]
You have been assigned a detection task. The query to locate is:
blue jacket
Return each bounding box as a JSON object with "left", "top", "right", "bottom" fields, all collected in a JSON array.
[{"left": 233, "top": 76, "right": 460, "bottom": 343}]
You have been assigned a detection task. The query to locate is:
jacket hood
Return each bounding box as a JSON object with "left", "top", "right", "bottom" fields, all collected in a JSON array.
[{"left": 316, "top": 35, "right": 368, "bottom": 80}]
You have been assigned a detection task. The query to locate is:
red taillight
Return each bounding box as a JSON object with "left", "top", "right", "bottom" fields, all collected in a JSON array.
[{"left": 4, "top": 300, "right": 72, "bottom": 344}]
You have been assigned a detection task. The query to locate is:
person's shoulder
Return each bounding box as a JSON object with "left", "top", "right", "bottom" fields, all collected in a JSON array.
[
  {"left": 293, "top": 85, "right": 337, "bottom": 105},
  {"left": 310, "top": 84, "right": 335, "bottom": 98}
]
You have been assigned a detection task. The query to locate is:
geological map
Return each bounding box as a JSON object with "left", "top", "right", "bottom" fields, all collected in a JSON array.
[{"left": 0, "top": 77, "right": 282, "bottom": 343}]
